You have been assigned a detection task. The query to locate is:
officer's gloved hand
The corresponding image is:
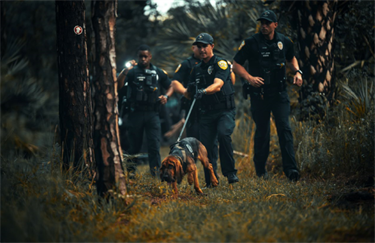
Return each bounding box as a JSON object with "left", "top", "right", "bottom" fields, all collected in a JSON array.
[{"left": 195, "top": 89, "right": 206, "bottom": 99}]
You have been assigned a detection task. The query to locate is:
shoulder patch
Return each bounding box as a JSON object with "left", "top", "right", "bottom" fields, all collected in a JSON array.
[
  {"left": 175, "top": 64, "right": 181, "bottom": 73},
  {"left": 162, "top": 69, "right": 168, "bottom": 75},
  {"left": 238, "top": 40, "right": 245, "bottom": 50},
  {"left": 218, "top": 60, "right": 228, "bottom": 70}
]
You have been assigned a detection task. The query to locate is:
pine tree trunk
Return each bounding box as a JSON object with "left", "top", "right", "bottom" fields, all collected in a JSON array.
[
  {"left": 55, "top": 0, "right": 94, "bottom": 172},
  {"left": 91, "top": 0, "right": 126, "bottom": 197},
  {"left": 294, "top": 0, "right": 338, "bottom": 99},
  {"left": 1, "top": 1, "right": 6, "bottom": 58}
]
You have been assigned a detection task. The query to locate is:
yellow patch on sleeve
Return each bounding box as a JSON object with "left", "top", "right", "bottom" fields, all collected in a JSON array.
[
  {"left": 218, "top": 60, "right": 228, "bottom": 70},
  {"left": 174, "top": 64, "right": 181, "bottom": 73},
  {"left": 162, "top": 69, "right": 168, "bottom": 75},
  {"left": 238, "top": 40, "right": 245, "bottom": 50}
]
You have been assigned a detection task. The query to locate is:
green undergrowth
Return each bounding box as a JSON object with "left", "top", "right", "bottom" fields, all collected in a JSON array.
[{"left": 1, "top": 154, "right": 374, "bottom": 242}]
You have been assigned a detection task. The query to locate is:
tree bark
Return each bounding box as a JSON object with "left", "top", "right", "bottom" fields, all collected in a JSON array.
[
  {"left": 1, "top": 1, "right": 6, "bottom": 58},
  {"left": 293, "top": 0, "right": 338, "bottom": 99},
  {"left": 91, "top": 0, "right": 126, "bottom": 197},
  {"left": 55, "top": 0, "right": 94, "bottom": 172}
]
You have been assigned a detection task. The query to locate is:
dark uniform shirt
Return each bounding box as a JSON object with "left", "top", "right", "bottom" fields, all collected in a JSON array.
[
  {"left": 190, "top": 54, "right": 234, "bottom": 108},
  {"left": 234, "top": 31, "right": 294, "bottom": 94},
  {"left": 173, "top": 54, "right": 200, "bottom": 87},
  {"left": 234, "top": 31, "right": 294, "bottom": 73},
  {"left": 124, "top": 63, "right": 171, "bottom": 107}
]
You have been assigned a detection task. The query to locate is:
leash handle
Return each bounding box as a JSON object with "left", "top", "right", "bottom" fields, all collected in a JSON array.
[{"left": 177, "top": 98, "right": 196, "bottom": 142}]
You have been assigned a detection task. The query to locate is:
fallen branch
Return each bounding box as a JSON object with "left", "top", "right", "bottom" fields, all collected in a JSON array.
[{"left": 233, "top": 150, "right": 248, "bottom": 158}]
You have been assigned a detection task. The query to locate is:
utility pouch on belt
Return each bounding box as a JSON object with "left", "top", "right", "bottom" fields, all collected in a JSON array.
[
  {"left": 145, "top": 76, "right": 152, "bottom": 86},
  {"left": 136, "top": 88, "right": 144, "bottom": 101},
  {"left": 263, "top": 69, "right": 271, "bottom": 85}
]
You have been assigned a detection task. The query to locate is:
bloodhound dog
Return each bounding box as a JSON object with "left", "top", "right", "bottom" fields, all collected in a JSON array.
[{"left": 160, "top": 137, "right": 218, "bottom": 194}]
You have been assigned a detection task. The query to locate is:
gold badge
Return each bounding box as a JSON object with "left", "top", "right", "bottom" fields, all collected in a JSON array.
[
  {"left": 218, "top": 60, "right": 228, "bottom": 70},
  {"left": 175, "top": 64, "right": 181, "bottom": 73},
  {"left": 238, "top": 40, "right": 245, "bottom": 50},
  {"left": 277, "top": 41, "right": 283, "bottom": 50}
]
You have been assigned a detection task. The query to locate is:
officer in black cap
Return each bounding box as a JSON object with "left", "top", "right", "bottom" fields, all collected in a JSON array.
[
  {"left": 172, "top": 44, "right": 202, "bottom": 138},
  {"left": 233, "top": 10, "right": 302, "bottom": 181},
  {"left": 186, "top": 33, "right": 239, "bottom": 186},
  {"left": 119, "top": 44, "right": 173, "bottom": 178},
  {"left": 171, "top": 43, "right": 221, "bottom": 186}
]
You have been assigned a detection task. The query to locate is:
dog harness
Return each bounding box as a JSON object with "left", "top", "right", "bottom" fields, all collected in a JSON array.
[{"left": 169, "top": 140, "right": 196, "bottom": 173}]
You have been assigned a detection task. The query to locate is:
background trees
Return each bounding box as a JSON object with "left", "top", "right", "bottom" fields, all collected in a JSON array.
[
  {"left": 55, "top": 0, "right": 94, "bottom": 171},
  {"left": 91, "top": 0, "right": 126, "bottom": 197},
  {"left": 1, "top": 0, "right": 373, "bottom": 188}
]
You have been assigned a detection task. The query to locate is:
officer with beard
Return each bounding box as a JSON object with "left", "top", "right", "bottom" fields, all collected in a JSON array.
[
  {"left": 120, "top": 44, "right": 174, "bottom": 178},
  {"left": 186, "top": 33, "right": 239, "bottom": 186},
  {"left": 233, "top": 10, "right": 302, "bottom": 181}
]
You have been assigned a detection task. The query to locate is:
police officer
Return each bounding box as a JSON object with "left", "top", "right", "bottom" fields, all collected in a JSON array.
[
  {"left": 172, "top": 44, "right": 220, "bottom": 186},
  {"left": 172, "top": 44, "right": 202, "bottom": 138},
  {"left": 233, "top": 10, "right": 302, "bottom": 181},
  {"left": 186, "top": 33, "right": 239, "bottom": 185},
  {"left": 119, "top": 44, "right": 173, "bottom": 177}
]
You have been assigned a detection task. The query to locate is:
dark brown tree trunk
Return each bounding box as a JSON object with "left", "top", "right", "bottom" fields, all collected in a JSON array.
[
  {"left": 293, "top": 0, "right": 338, "bottom": 99},
  {"left": 55, "top": 0, "right": 94, "bottom": 172},
  {"left": 91, "top": 0, "right": 126, "bottom": 197},
  {"left": 1, "top": 1, "right": 6, "bottom": 58}
]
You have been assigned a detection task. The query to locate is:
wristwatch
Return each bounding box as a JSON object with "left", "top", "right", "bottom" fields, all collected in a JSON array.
[
  {"left": 164, "top": 95, "right": 169, "bottom": 101},
  {"left": 295, "top": 69, "right": 303, "bottom": 75}
]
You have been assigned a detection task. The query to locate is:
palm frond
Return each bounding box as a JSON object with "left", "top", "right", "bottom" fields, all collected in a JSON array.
[{"left": 152, "top": 1, "right": 264, "bottom": 72}]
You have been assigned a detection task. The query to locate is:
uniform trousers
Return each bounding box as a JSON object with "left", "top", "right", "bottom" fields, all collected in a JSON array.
[
  {"left": 126, "top": 110, "right": 161, "bottom": 176},
  {"left": 250, "top": 90, "right": 299, "bottom": 177},
  {"left": 199, "top": 108, "right": 237, "bottom": 185},
  {"left": 186, "top": 110, "right": 219, "bottom": 184}
]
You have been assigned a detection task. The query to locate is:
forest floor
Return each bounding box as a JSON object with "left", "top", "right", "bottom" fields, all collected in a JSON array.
[
  {"left": 117, "top": 148, "right": 375, "bottom": 242},
  {"left": 1, "top": 146, "right": 373, "bottom": 242}
]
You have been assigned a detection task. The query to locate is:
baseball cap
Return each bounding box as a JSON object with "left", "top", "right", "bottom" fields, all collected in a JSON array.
[
  {"left": 192, "top": 33, "right": 214, "bottom": 45},
  {"left": 257, "top": 10, "right": 277, "bottom": 23}
]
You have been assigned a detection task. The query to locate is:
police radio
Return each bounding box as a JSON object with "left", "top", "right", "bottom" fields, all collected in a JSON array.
[{"left": 144, "top": 69, "right": 158, "bottom": 89}]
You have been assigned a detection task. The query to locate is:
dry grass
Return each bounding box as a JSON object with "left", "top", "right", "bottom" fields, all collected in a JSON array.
[
  {"left": 1, "top": 78, "right": 374, "bottom": 242},
  {"left": 1, "top": 136, "right": 373, "bottom": 242}
]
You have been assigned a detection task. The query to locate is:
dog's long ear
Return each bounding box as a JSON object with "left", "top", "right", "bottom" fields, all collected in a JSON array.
[
  {"left": 160, "top": 159, "right": 167, "bottom": 181},
  {"left": 175, "top": 160, "right": 184, "bottom": 184}
]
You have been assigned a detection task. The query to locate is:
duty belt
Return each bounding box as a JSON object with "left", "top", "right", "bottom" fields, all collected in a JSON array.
[
  {"left": 133, "top": 103, "right": 159, "bottom": 111},
  {"left": 201, "top": 94, "right": 235, "bottom": 111},
  {"left": 202, "top": 102, "right": 228, "bottom": 111}
]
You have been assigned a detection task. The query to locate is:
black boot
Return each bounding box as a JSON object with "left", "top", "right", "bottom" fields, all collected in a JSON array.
[{"left": 227, "top": 173, "right": 239, "bottom": 184}]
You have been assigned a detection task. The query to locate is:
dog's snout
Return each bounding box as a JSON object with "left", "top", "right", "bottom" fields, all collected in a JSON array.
[{"left": 162, "top": 173, "right": 175, "bottom": 183}]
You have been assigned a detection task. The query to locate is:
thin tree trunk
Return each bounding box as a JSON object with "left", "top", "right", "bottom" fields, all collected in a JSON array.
[
  {"left": 91, "top": 0, "right": 126, "bottom": 197},
  {"left": 294, "top": 0, "right": 338, "bottom": 100},
  {"left": 1, "top": 1, "right": 6, "bottom": 58},
  {"left": 56, "top": 0, "right": 94, "bottom": 172}
]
